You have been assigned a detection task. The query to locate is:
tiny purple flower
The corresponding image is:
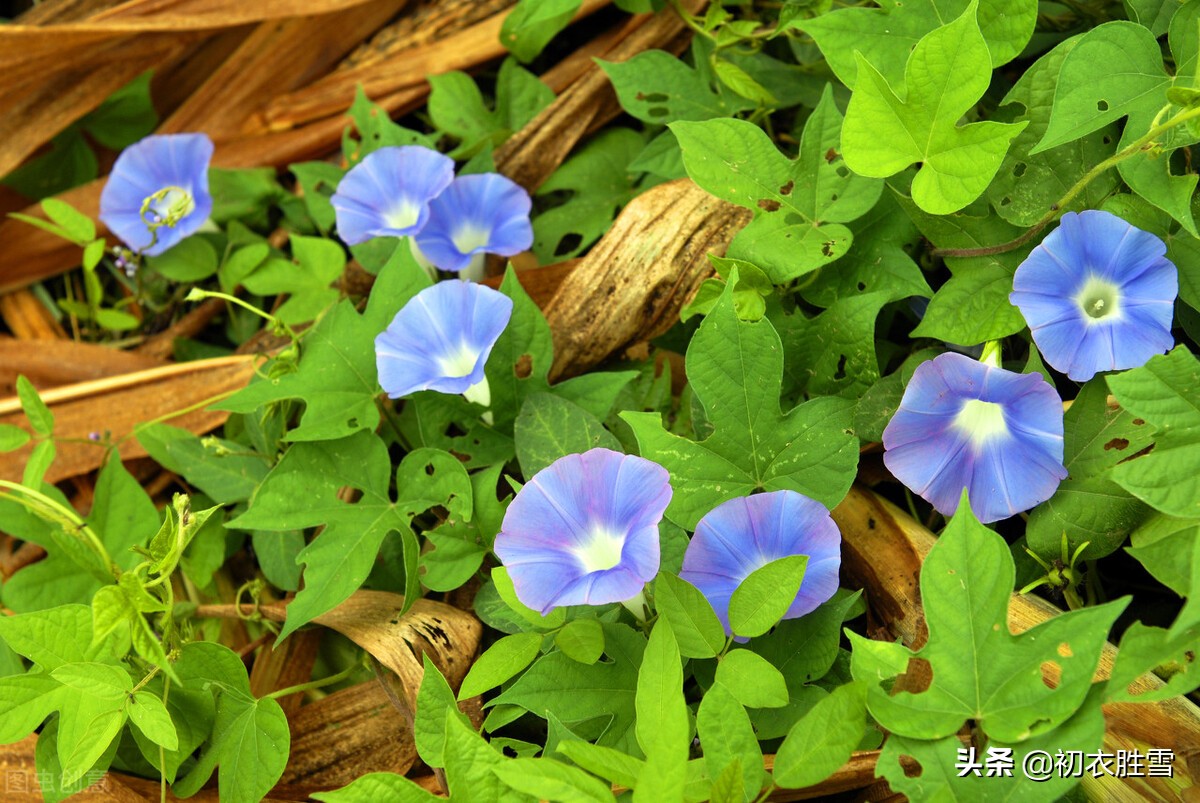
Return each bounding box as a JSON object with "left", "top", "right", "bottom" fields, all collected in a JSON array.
[
  {"left": 374, "top": 280, "right": 512, "bottom": 400},
  {"left": 331, "top": 145, "right": 455, "bottom": 245},
  {"left": 494, "top": 448, "right": 672, "bottom": 614},
  {"left": 679, "top": 491, "right": 841, "bottom": 636},
  {"left": 100, "top": 133, "right": 213, "bottom": 257},
  {"left": 414, "top": 173, "right": 533, "bottom": 273},
  {"left": 882, "top": 352, "right": 1067, "bottom": 524},
  {"left": 1010, "top": 210, "right": 1178, "bottom": 381}
]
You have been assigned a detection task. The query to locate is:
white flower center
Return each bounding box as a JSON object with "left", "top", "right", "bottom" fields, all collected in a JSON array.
[
  {"left": 955, "top": 399, "right": 1009, "bottom": 446},
  {"left": 143, "top": 186, "right": 194, "bottom": 228},
  {"left": 452, "top": 223, "right": 492, "bottom": 254},
  {"left": 437, "top": 342, "right": 480, "bottom": 378},
  {"left": 575, "top": 525, "right": 626, "bottom": 573},
  {"left": 385, "top": 200, "right": 420, "bottom": 230},
  {"left": 1075, "top": 275, "right": 1122, "bottom": 323}
]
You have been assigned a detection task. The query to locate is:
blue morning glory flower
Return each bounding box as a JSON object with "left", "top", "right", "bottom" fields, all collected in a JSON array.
[
  {"left": 493, "top": 448, "right": 672, "bottom": 615},
  {"left": 99, "top": 133, "right": 213, "bottom": 257},
  {"left": 679, "top": 491, "right": 841, "bottom": 636},
  {"left": 374, "top": 280, "right": 512, "bottom": 403},
  {"left": 882, "top": 352, "right": 1067, "bottom": 524},
  {"left": 414, "top": 173, "right": 533, "bottom": 274},
  {"left": 331, "top": 145, "right": 455, "bottom": 245},
  {"left": 1009, "top": 210, "right": 1178, "bottom": 381}
]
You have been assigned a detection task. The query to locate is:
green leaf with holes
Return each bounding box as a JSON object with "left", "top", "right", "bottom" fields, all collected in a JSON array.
[
  {"left": 231, "top": 435, "right": 472, "bottom": 637},
  {"left": 987, "top": 35, "right": 1120, "bottom": 226},
  {"left": 1107, "top": 346, "right": 1200, "bottom": 519},
  {"left": 532, "top": 128, "right": 642, "bottom": 262},
  {"left": 841, "top": 1, "right": 1027, "bottom": 215},
  {"left": 849, "top": 493, "right": 1127, "bottom": 742},
  {"left": 673, "top": 85, "right": 883, "bottom": 283},
  {"left": 1031, "top": 21, "right": 1197, "bottom": 233},
  {"left": 598, "top": 50, "right": 754, "bottom": 124}
]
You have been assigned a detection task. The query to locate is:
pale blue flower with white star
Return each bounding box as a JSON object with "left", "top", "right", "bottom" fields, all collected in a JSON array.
[
  {"left": 493, "top": 448, "right": 672, "bottom": 615},
  {"left": 331, "top": 145, "right": 455, "bottom": 245},
  {"left": 374, "top": 280, "right": 512, "bottom": 405},
  {"left": 99, "top": 133, "right": 213, "bottom": 256},
  {"left": 882, "top": 352, "right": 1067, "bottom": 523},
  {"left": 414, "top": 173, "right": 533, "bottom": 276},
  {"left": 1010, "top": 210, "right": 1177, "bottom": 381},
  {"left": 679, "top": 490, "right": 841, "bottom": 636}
]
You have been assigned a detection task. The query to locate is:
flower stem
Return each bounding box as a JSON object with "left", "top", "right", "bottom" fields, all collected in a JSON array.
[
  {"left": 266, "top": 658, "right": 361, "bottom": 700},
  {"left": 0, "top": 481, "right": 116, "bottom": 576},
  {"left": 935, "top": 103, "right": 1200, "bottom": 259}
]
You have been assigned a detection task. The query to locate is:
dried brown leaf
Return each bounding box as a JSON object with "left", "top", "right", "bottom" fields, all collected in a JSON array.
[
  {"left": 0, "top": 354, "right": 260, "bottom": 483},
  {"left": 543, "top": 179, "right": 750, "bottom": 380}
]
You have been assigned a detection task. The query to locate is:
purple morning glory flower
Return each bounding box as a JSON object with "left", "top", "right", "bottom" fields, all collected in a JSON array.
[
  {"left": 414, "top": 173, "right": 533, "bottom": 273},
  {"left": 493, "top": 448, "right": 672, "bottom": 614},
  {"left": 99, "top": 133, "right": 213, "bottom": 257},
  {"left": 882, "top": 352, "right": 1067, "bottom": 524},
  {"left": 679, "top": 491, "right": 841, "bottom": 636},
  {"left": 1009, "top": 210, "right": 1178, "bottom": 381},
  {"left": 374, "top": 280, "right": 513, "bottom": 402},
  {"left": 331, "top": 145, "right": 455, "bottom": 245}
]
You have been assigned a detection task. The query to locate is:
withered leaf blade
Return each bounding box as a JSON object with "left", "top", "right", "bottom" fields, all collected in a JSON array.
[
  {"left": 0, "top": 354, "right": 260, "bottom": 484},
  {"left": 543, "top": 178, "right": 751, "bottom": 380}
]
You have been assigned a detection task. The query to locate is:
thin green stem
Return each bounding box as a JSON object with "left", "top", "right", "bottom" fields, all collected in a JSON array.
[
  {"left": 119, "top": 387, "right": 244, "bottom": 447},
  {"left": 0, "top": 481, "right": 115, "bottom": 574},
  {"left": 266, "top": 659, "right": 361, "bottom": 700},
  {"left": 935, "top": 103, "right": 1200, "bottom": 259},
  {"left": 131, "top": 665, "right": 161, "bottom": 695},
  {"left": 184, "top": 288, "right": 297, "bottom": 341}
]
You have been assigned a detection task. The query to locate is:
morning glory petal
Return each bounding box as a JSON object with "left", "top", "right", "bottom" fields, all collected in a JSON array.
[
  {"left": 99, "top": 133, "right": 214, "bottom": 256},
  {"left": 679, "top": 491, "right": 842, "bottom": 636},
  {"left": 494, "top": 449, "right": 672, "bottom": 614},
  {"left": 1010, "top": 210, "right": 1178, "bottom": 381},
  {"left": 415, "top": 173, "right": 534, "bottom": 272},
  {"left": 331, "top": 145, "right": 455, "bottom": 245},
  {"left": 374, "top": 280, "right": 513, "bottom": 398},
  {"left": 882, "top": 352, "right": 1067, "bottom": 523}
]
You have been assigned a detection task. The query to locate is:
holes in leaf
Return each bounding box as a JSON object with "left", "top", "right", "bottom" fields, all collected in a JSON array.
[
  {"left": 647, "top": 106, "right": 670, "bottom": 118},
  {"left": 894, "top": 657, "right": 932, "bottom": 694},
  {"left": 779, "top": 180, "right": 794, "bottom": 196},
  {"left": 824, "top": 147, "right": 839, "bottom": 163},
  {"left": 821, "top": 241, "right": 836, "bottom": 257},
  {"left": 1102, "top": 135, "right": 1112, "bottom": 145},
  {"left": 1000, "top": 197, "right": 1012, "bottom": 207},
  {"left": 636, "top": 92, "right": 670, "bottom": 103},
  {"left": 857, "top": 281, "right": 867, "bottom": 291},
  {"left": 1012, "top": 162, "right": 1027, "bottom": 178},
  {"left": 554, "top": 232, "right": 583, "bottom": 257},
  {"left": 1097, "top": 99, "right": 1109, "bottom": 112},
  {"left": 830, "top": 193, "right": 839, "bottom": 202},
  {"left": 1040, "top": 661, "right": 1060, "bottom": 688},
  {"left": 445, "top": 422, "right": 467, "bottom": 438},
  {"left": 424, "top": 463, "right": 436, "bottom": 476},
  {"left": 1104, "top": 437, "right": 1130, "bottom": 451},
  {"left": 757, "top": 198, "right": 781, "bottom": 212},
  {"left": 514, "top": 354, "right": 533, "bottom": 379},
  {"left": 900, "top": 756, "right": 923, "bottom": 779},
  {"left": 1133, "top": 418, "right": 1145, "bottom": 425},
  {"left": 347, "top": 417, "right": 359, "bottom": 428},
  {"left": 836, "top": 165, "right": 849, "bottom": 178},
  {"left": 834, "top": 355, "right": 848, "bottom": 379}
]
